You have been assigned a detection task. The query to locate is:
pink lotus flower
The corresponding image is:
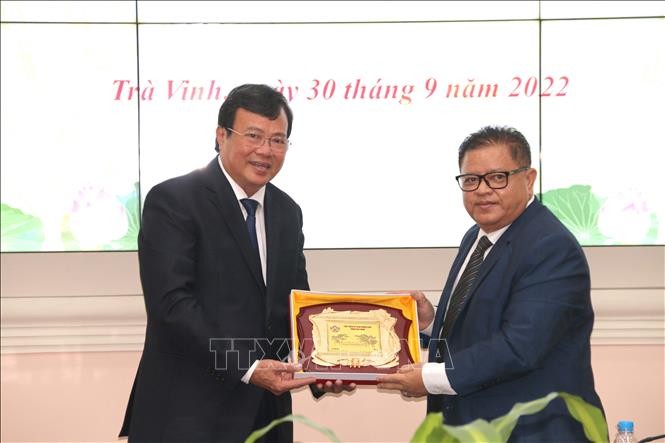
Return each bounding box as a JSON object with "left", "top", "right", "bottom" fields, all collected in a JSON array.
[{"left": 67, "top": 185, "right": 128, "bottom": 248}]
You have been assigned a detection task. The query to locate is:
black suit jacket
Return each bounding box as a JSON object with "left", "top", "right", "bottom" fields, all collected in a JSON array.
[
  {"left": 120, "top": 158, "right": 309, "bottom": 442},
  {"left": 427, "top": 199, "right": 605, "bottom": 442}
]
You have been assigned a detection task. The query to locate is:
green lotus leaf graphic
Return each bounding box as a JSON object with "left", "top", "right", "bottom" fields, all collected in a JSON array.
[
  {"left": 1, "top": 203, "right": 45, "bottom": 252},
  {"left": 541, "top": 185, "right": 609, "bottom": 245}
]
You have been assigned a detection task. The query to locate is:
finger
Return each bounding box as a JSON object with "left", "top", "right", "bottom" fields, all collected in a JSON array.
[
  {"left": 281, "top": 377, "right": 317, "bottom": 391},
  {"left": 277, "top": 362, "right": 303, "bottom": 373},
  {"left": 340, "top": 383, "right": 357, "bottom": 392},
  {"left": 377, "top": 382, "right": 403, "bottom": 391},
  {"left": 332, "top": 380, "right": 352, "bottom": 393},
  {"left": 317, "top": 380, "right": 345, "bottom": 394},
  {"left": 317, "top": 380, "right": 333, "bottom": 392},
  {"left": 376, "top": 373, "right": 400, "bottom": 384},
  {"left": 328, "top": 382, "right": 343, "bottom": 394}
]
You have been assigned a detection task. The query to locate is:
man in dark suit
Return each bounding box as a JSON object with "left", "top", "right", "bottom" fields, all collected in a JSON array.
[
  {"left": 120, "top": 84, "right": 327, "bottom": 442},
  {"left": 378, "top": 126, "right": 605, "bottom": 441}
]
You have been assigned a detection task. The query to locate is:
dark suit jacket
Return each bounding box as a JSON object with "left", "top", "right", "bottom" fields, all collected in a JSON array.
[
  {"left": 427, "top": 199, "right": 605, "bottom": 442},
  {"left": 120, "top": 158, "right": 309, "bottom": 442}
]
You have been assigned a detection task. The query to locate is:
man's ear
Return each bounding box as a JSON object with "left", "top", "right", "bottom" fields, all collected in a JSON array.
[
  {"left": 526, "top": 167, "right": 538, "bottom": 196},
  {"left": 216, "top": 126, "right": 227, "bottom": 149}
]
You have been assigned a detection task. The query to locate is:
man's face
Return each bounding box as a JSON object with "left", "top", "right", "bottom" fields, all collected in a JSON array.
[
  {"left": 460, "top": 143, "right": 536, "bottom": 233},
  {"left": 217, "top": 108, "right": 288, "bottom": 197}
]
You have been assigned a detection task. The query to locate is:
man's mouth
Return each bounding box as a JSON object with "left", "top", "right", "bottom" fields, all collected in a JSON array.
[{"left": 249, "top": 161, "right": 270, "bottom": 171}]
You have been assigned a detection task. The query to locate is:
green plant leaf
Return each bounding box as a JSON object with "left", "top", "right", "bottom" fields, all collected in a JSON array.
[
  {"left": 491, "top": 392, "right": 559, "bottom": 441},
  {"left": 559, "top": 392, "right": 608, "bottom": 443},
  {"left": 443, "top": 418, "right": 503, "bottom": 442},
  {"left": 244, "top": 414, "right": 340, "bottom": 443},
  {"left": 411, "top": 413, "right": 454, "bottom": 443},
  {"left": 541, "top": 185, "right": 608, "bottom": 245},
  {"left": 413, "top": 392, "right": 607, "bottom": 443},
  {"left": 1, "top": 203, "right": 44, "bottom": 252}
]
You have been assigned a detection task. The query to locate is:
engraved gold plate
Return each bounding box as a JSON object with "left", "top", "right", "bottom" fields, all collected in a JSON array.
[{"left": 290, "top": 290, "right": 421, "bottom": 383}]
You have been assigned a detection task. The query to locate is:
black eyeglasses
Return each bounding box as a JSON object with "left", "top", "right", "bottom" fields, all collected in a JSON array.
[
  {"left": 455, "top": 167, "right": 529, "bottom": 191},
  {"left": 225, "top": 127, "right": 290, "bottom": 152}
]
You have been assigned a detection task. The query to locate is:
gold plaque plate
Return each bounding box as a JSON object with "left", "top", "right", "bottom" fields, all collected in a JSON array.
[{"left": 290, "top": 290, "right": 421, "bottom": 383}]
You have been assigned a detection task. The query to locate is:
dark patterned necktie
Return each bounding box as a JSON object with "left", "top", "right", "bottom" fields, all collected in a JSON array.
[
  {"left": 240, "top": 198, "right": 259, "bottom": 253},
  {"left": 440, "top": 235, "right": 493, "bottom": 338}
]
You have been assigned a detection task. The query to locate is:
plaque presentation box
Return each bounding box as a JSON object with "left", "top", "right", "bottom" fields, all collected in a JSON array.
[{"left": 290, "top": 290, "right": 421, "bottom": 383}]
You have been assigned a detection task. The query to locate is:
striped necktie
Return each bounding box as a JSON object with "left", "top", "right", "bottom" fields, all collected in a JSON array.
[{"left": 440, "top": 235, "right": 493, "bottom": 338}]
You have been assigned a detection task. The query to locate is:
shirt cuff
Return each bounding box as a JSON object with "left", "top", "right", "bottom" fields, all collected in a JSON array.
[
  {"left": 422, "top": 362, "right": 457, "bottom": 395},
  {"left": 421, "top": 319, "right": 434, "bottom": 336},
  {"left": 240, "top": 359, "right": 260, "bottom": 384}
]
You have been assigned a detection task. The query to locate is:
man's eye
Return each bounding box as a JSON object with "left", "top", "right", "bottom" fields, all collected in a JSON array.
[
  {"left": 271, "top": 137, "right": 286, "bottom": 146},
  {"left": 246, "top": 133, "right": 262, "bottom": 140},
  {"left": 488, "top": 173, "right": 507, "bottom": 182},
  {"left": 463, "top": 177, "right": 479, "bottom": 184}
]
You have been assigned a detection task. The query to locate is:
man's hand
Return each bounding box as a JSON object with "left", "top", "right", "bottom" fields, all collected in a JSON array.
[
  {"left": 316, "top": 379, "right": 357, "bottom": 394},
  {"left": 376, "top": 363, "right": 428, "bottom": 398},
  {"left": 394, "top": 290, "right": 434, "bottom": 331},
  {"left": 249, "top": 359, "right": 317, "bottom": 395}
]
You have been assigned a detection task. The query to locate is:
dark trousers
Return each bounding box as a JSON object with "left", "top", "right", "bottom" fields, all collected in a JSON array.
[{"left": 252, "top": 392, "right": 292, "bottom": 443}]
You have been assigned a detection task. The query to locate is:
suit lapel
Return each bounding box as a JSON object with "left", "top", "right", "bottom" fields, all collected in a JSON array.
[
  {"left": 432, "top": 229, "right": 478, "bottom": 336},
  {"left": 264, "top": 185, "right": 282, "bottom": 315},
  {"left": 202, "top": 159, "right": 265, "bottom": 291}
]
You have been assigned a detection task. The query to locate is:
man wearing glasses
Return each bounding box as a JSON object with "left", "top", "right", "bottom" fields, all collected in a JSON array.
[
  {"left": 120, "top": 84, "right": 350, "bottom": 443},
  {"left": 378, "top": 126, "right": 605, "bottom": 441}
]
